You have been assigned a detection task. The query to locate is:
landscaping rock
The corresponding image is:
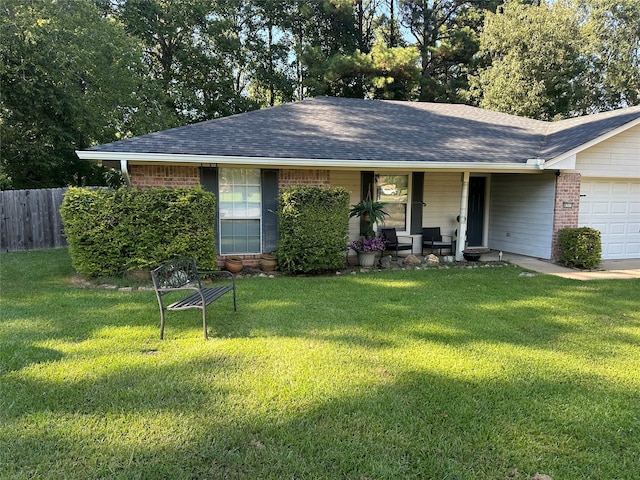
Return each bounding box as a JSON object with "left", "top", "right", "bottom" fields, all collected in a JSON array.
[
  {"left": 403, "top": 254, "right": 421, "bottom": 265},
  {"left": 379, "top": 255, "right": 394, "bottom": 269},
  {"left": 425, "top": 254, "right": 439, "bottom": 266}
]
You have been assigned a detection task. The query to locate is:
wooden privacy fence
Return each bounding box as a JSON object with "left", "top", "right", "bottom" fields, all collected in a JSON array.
[{"left": 0, "top": 188, "right": 68, "bottom": 252}]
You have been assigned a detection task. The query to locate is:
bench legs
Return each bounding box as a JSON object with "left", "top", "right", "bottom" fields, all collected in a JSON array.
[
  {"left": 159, "top": 307, "right": 208, "bottom": 340},
  {"left": 159, "top": 309, "right": 164, "bottom": 340},
  {"left": 202, "top": 308, "right": 208, "bottom": 340}
]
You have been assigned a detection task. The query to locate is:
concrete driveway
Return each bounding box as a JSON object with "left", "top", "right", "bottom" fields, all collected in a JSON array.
[{"left": 487, "top": 252, "right": 640, "bottom": 280}]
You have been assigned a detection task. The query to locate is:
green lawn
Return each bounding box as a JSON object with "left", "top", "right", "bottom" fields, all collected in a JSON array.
[{"left": 1, "top": 249, "right": 639, "bottom": 479}]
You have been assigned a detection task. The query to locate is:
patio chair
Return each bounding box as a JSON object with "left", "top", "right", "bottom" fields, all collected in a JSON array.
[
  {"left": 380, "top": 228, "right": 413, "bottom": 259},
  {"left": 421, "top": 227, "right": 454, "bottom": 255}
]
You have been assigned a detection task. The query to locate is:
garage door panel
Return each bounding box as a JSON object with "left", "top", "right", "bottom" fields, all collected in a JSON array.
[
  {"left": 579, "top": 178, "right": 640, "bottom": 260},
  {"left": 588, "top": 222, "right": 609, "bottom": 233},
  {"left": 612, "top": 183, "right": 633, "bottom": 194},
  {"left": 627, "top": 243, "right": 640, "bottom": 255},
  {"left": 611, "top": 202, "right": 629, "bottom": 214},
  {"left": 610, "top": 223, "right": 626, "bottom": 235},
  {"left": 592, "top": 202, "right": 610, "bottom": 214},
  {"left": 607, "top": 244, "right": 625, "bottom": 255}
]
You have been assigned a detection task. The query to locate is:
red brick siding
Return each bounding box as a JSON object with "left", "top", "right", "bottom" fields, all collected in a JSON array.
[
  {"left": 551, "top": 172, "right": 581, "bottom": 260},
  {"left": 130, "top": 165, "right": 331, "bottom": 264},
  {"left": 279, "top": 169, "right": 330, "bottom": 188},
  {"left": 129, "top": 165, "right": 201, "bottom": 188}
]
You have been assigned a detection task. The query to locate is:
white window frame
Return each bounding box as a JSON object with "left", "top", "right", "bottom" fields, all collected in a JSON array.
[
  {"left": 375, "top": 172, "right": 411, "bottom": 233},
  {"left": 218, "top": 168, "right": 262, "bottom": 254}
]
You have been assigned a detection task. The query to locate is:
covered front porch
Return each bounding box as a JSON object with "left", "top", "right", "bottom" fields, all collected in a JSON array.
[{"left": 342, "top": 168, "right": 562, "bottom": 262}]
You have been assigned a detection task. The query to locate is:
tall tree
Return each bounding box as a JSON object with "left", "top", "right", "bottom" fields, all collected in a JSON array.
[
  {"left": 295, "top": 0, "right": 361, "bottom": 97},
  {"left": 471, "top": 0, "right": 586, "bottom": 120},
  {"left": 368, "top": 38, "right": 421, "bottom": 98},
  {"left": 0, "top": 0, "right": 165, "bottom": 189},
  {"left": 399, "top": 0, "right": 500, "bottom": 102},
  {"left": 576, "top": 0, "right": 640, "bottom": 111},
  {"left": 118, "top": 0, "right": 258, "bottom": 122},
  {"left": 249, "top": 0, "right": 296, "bottom": 106}
]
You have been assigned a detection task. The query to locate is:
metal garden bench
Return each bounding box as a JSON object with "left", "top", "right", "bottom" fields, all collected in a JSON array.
[{"left": 151, "top": 257, "right": 237, "bottom": 339}]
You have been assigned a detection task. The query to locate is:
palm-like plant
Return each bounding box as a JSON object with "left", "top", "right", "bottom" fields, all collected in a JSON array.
[{"left": 349, "top": 199, "right": 389, "bottom": 238}]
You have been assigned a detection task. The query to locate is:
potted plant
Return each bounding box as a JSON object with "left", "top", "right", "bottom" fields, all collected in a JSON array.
[
  {"left": 260, "top": 252, "right": 278, "bottom": 272},
  {"left": 224, "top": 256, "right": 243, "bottom": 273},
  {"left": 348, "top": 237, "right": 386, "bottom": 267},
  {"left": 349, "top": 199, "right": 389, "bottom": 239}
]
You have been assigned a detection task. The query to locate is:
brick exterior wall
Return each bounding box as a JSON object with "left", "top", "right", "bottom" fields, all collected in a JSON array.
[
  {"left": 279, "top": 169, "right": 330, "bottom": 189},
  {"left": 130, "top": 166, "right": 330, "bottom": 190},
  {"left": 129, "top": 165, "right": 201, "bottom": 188},
  {"left": 129, "top": 165, "right": 332, "bottom": 265},
  {"left": 551, "top": 172, "right": 581, "bottom": 260}
]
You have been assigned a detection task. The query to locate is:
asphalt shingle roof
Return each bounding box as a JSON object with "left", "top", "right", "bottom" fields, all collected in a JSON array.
[{"left": 87, "top": 96, "right": 640, "bottom": 165}]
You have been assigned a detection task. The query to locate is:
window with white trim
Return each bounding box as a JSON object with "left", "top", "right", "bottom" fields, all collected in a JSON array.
[
  {"left": 376, "top": 174, "right": 409, "bottom": 231},
  {"left": 219, "top": 168, "right": 261, "bottom": 254}
]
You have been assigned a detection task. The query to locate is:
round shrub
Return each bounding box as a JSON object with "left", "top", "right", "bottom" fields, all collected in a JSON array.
[{"left": 558, "top": 227, "right": 601, "bottom": 270}]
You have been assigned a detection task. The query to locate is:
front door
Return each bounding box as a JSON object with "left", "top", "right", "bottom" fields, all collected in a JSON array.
[{"left": 467, "top": 177, "right": 485, "bottom": 246}]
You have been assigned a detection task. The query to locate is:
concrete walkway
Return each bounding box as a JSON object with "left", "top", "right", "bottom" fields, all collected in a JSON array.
[{"left": 483, "top": 251, "right": 640, "bottom": 280}]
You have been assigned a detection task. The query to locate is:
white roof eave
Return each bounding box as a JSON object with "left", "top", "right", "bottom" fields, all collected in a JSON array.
[{"left": 76, "top": 150, "right": 546, "bottom": 173}]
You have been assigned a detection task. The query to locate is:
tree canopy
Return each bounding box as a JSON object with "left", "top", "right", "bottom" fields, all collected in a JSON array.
[
  {"left": 1, "top": 0, "right": 638, "bottom": 189},
  {"left": 471, "top": 0, "right": 640, "bottom": 119},
  {"left": 0, "top": 0, "right": 176, "bottom": 189}
]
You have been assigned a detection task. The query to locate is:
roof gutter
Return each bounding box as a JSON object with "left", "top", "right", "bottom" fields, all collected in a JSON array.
[{"left": 76, "top": 151, "right": 548, "bottom": 173}]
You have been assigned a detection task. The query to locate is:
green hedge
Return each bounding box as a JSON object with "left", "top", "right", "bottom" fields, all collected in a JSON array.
[
  {"left": 60, "top": 186, "right": 217, "bottom": 276},
  {"left": 277, "top": 186, "right": 350, "bottom": 274},
  {"left": 558, "top": 227, "right": 602, "bottom": 270}
]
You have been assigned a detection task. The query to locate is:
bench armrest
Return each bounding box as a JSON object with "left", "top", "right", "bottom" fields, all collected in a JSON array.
[
  {"left": 156, "top": 285, "right": 200, "bottom": 294},
  {"left": 198, "top": 270, "right": 236, "bottom": 287}
]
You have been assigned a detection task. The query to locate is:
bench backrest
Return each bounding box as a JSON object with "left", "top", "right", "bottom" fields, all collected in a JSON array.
[{"left": 151, "top": 257, "right": 202, "bottom": 292}]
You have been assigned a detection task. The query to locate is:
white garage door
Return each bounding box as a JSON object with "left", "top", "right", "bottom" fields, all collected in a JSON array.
[{"left": 578, "top": 179, "right": 640, "bottom": 259}]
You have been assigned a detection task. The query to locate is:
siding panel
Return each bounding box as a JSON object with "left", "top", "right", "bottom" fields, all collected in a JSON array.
[
  {"left": 576, "top": 125, "right": 640, "bottom": 178},
  {"left": 330, "top": 170, "right": 360, "bottom": 239},
  {"left": 489, "top": 174, "right": 556, "bottom": 259},
  {"left": 423, "top": 173, "right": 461, "bottom": 238}
]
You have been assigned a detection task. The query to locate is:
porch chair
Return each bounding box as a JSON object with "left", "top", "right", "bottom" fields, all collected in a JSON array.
[
  {"left": 421, "top": 227, "right": 454, "bottom": 255},
  {"left": 380, "top": 228, "right": 413, "bottom": 259}
]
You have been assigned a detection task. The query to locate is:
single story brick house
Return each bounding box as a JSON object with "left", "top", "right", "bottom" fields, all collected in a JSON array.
[{"left": 77, "top": 96, "right": 640, "bottom": 263}]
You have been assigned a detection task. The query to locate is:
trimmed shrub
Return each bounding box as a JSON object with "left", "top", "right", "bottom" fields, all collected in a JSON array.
[
  {"left": 277, "top": 186, "right": 350, "bottom": 274},
  {"left": 60, "top": 186, "right": 216, "bottom": 276},
  {"left": 558, "top": 227, "right": 602, "bottom": 270}
]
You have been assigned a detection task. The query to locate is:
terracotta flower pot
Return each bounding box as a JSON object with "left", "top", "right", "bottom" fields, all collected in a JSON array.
[
  {"left": 225, "top": 257, "right": 243, "bottom": 273},
  {"left": 260, "top": 253, "right": 277, "bottom": 272}
]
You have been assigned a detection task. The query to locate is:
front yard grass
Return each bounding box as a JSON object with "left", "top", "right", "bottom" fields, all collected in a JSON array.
[{"left": 1, "top": 249, "right": 639, "bottom": 479}]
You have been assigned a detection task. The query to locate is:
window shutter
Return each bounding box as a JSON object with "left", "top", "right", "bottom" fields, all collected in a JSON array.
[
  {"left": 262, "top": 169, "right": 279, "bottom": 253},
  {"left": 410, "top": 172, "right": 424, "bottom": 234},
  {"left": 200, "top": 167, "right": 220, "bottom": 252}
]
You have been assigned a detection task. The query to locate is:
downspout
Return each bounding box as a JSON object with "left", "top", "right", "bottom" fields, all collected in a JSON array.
[
  {"left": 456, "top": 172, "right": 470, "bottom": 261},
  {"left": 120, "top": 160, "right": 131, "bottom": 187}
]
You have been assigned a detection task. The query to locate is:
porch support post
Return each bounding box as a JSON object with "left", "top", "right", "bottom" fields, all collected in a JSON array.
[{"left": 456, "top": 172, "right": 470, "bottom": 261}]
